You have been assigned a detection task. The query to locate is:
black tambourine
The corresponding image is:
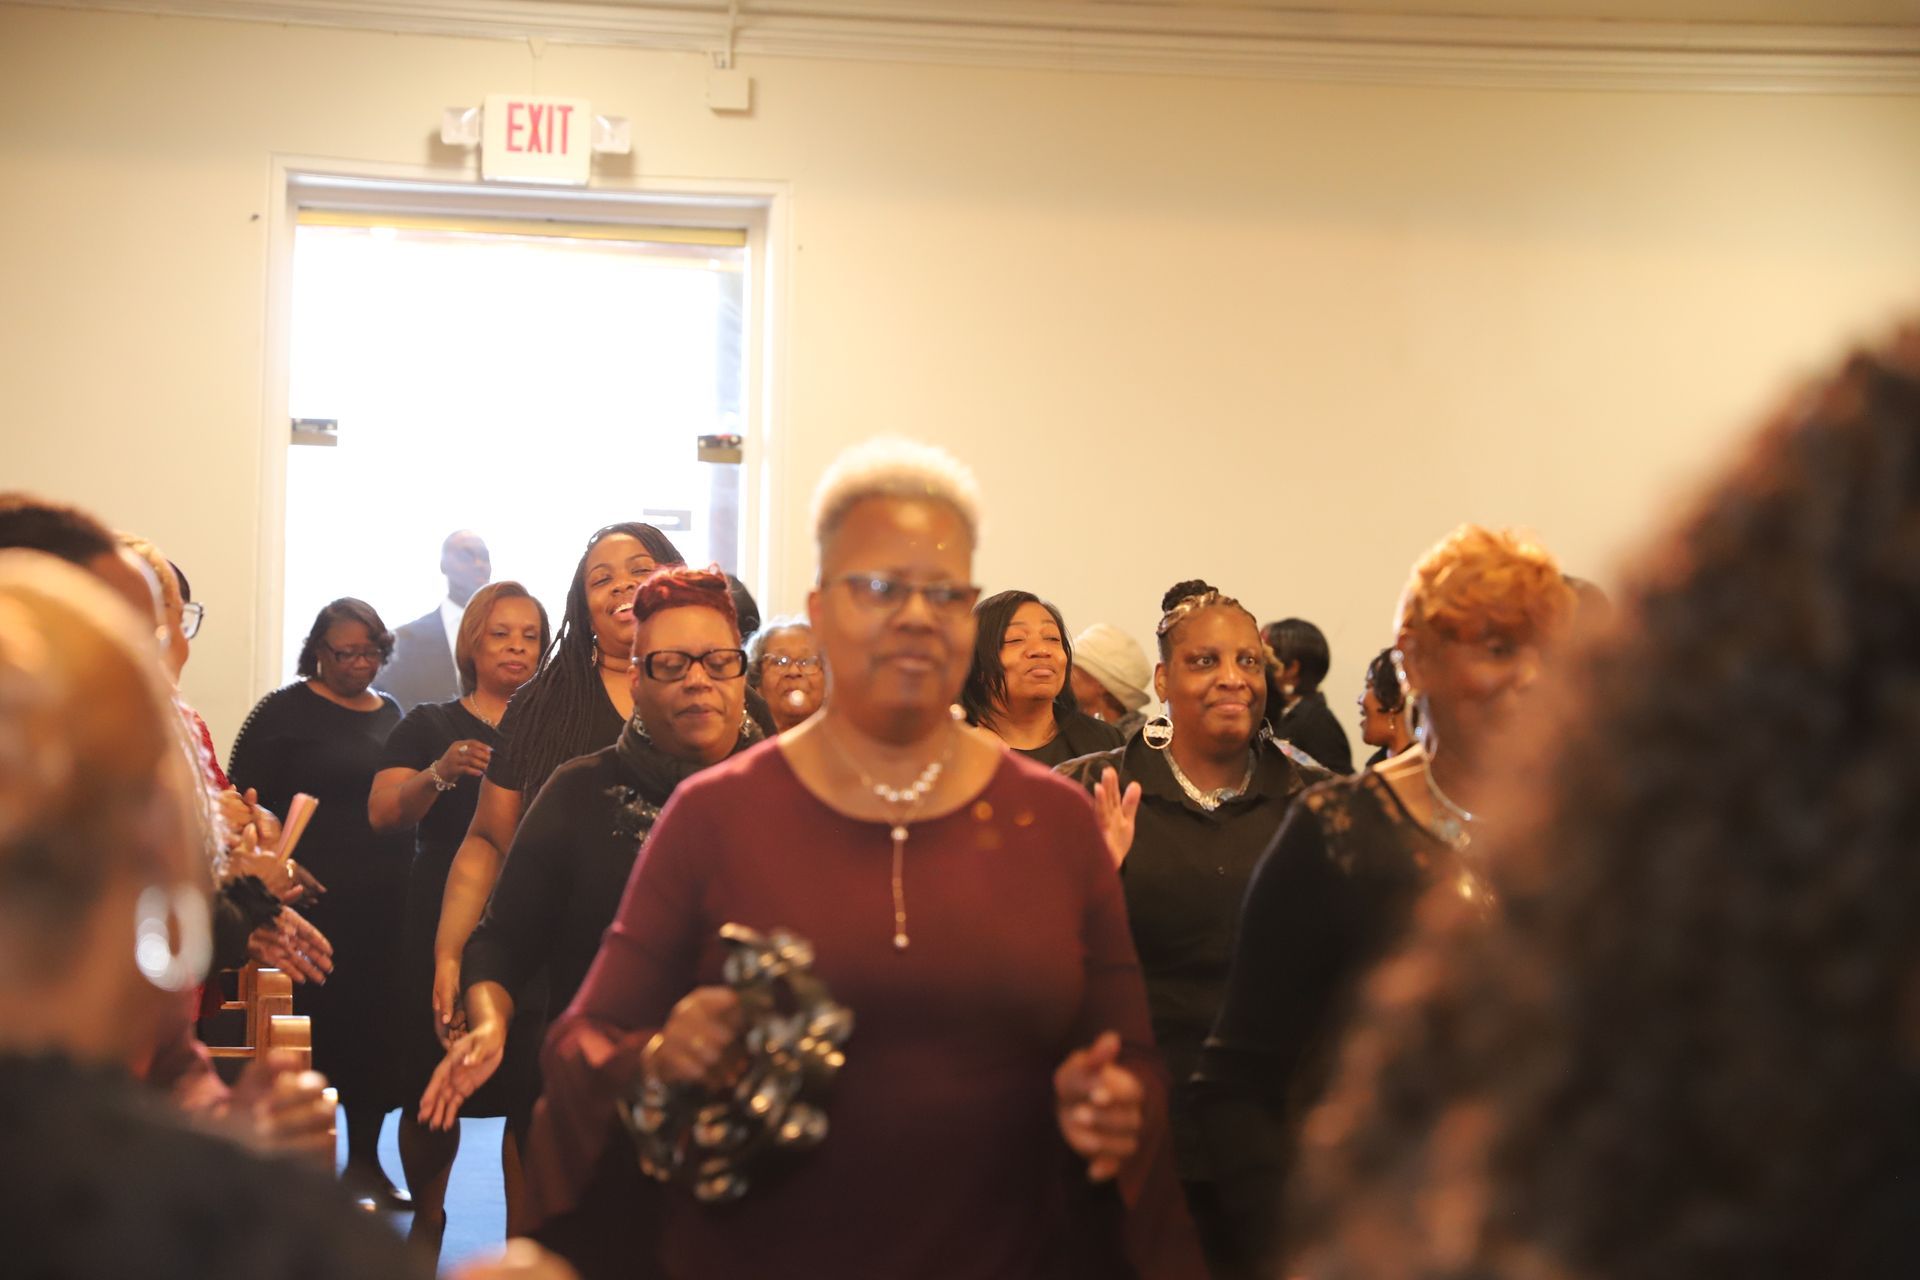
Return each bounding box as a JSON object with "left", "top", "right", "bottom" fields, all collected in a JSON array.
[{"left": 620, "top": 923, "right": 854, "bottom": 1203}]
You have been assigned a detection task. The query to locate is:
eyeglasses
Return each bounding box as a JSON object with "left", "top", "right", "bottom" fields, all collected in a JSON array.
[
  {"left": 761, "top": 654, "right": 822, "bottom": 672},
  {"left": 327, "top": 646, "right": 384, "bottom": 665},
  {"left": 829, "top": 575, "right": 981, "bottom": 617},
  {"left": 179, "top": 602, "right": 205, "bottom": 640},
  {"left": 642, "top": 648, "right": 749, "bottom": 682}
]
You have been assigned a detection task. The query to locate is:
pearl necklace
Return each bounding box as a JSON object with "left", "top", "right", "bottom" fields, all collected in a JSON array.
[{"left": 827, "top": 726, "right": 958, "bottom": 951}]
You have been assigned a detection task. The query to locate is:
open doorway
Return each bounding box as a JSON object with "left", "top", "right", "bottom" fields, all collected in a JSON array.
[{"left": 281, "top": 201, "right": 755, "bottom": 680}]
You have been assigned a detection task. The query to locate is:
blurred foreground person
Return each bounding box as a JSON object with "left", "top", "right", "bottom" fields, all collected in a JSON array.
[
  {"left": 0, "top": 551, "right": 425, "bottom": 1280},
  {"left": 1196, "top": 526, "right": 1573, "bottom": 1275},
  {"left": 541, "top": 439, "right": 1203, "bottom": 1278},
  {"left": 1291, "top": 326, "right": 1920, "bottom": 1280}
]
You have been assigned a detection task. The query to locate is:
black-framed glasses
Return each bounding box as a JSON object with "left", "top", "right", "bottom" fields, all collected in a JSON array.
[
  {"left": 179, "top": 602, "right": 205, "bottom": 641},
  {"left": 328, "top": 645, "right": 384, "bottom": 665},
  {"left": 642, "top": 648, "right": 749, "bottom": 682},
  {"left": 829, "top": 575, "right": 980, "bottom": 617},
  {"left": 761, "top": 654, "right": 822, "bottom": 672}
]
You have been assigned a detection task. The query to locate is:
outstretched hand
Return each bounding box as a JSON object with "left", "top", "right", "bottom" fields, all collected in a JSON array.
[
  {"left": 1092, "top": 767, "right": 1142, "bottom": 868},
  {"left": 1054, "top": 1030, "right": 1144, "bottom": 1182},
  {"left": 419, "top": 1017, "right": 507, "bottom": 1131}
]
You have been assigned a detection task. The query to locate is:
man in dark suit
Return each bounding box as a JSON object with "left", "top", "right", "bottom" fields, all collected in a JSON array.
[{"left": 379, "top": 529, "right": 491, "bottom": 711}]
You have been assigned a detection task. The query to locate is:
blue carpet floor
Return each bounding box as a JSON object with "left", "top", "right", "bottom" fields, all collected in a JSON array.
[{"left": 337, "top": 1111, "right": 508, "bottom": 1275}]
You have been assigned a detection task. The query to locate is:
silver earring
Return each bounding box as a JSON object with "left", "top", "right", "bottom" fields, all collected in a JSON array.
[
  {"left": 1142, "top": 714, "right": 1173, "bottom": 751},
  {"left": 134, "top": 885, "right": 212, "bottom": 993}
]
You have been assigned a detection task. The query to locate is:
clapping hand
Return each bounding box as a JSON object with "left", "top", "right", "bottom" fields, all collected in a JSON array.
[{"left": 1054, "top": 1030, "right": 1144, "bottom": 1182}]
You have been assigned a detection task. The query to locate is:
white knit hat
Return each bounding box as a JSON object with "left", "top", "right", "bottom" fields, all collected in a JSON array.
[{"left": 1072, "top": 623, "right": 1152, "bottom": 712}]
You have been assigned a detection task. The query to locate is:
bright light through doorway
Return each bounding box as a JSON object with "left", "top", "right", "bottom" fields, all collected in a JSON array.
[{"left": 283, "top": 218, "right": 747, "bottom": 679}]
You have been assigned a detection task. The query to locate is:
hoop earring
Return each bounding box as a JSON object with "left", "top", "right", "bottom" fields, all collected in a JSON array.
[
  {"left": 1142, "top": 714, "right": 1173, "bottom": 751},
  {"left": 134, "top": 885, "right": 212, "bottom": 993}
]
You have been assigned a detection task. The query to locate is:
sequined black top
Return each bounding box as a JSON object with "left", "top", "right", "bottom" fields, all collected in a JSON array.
[{"left": 1192, "top": 769, "right": 1452, "bottom": 1270}]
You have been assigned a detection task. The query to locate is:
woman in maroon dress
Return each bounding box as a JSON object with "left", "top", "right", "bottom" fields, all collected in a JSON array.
[{"left": 536, "top": 439, "right": 1203, "bottom": 1279}]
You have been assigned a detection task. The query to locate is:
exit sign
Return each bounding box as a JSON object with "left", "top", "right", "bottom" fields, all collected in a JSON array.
[{"left": 482, "top": 93, "right": 593, "bottom": 185}]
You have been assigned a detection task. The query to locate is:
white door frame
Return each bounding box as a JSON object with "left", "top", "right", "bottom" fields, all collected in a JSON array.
[{"left": 254, "top": 154, "right": 792, "bottom": 695}]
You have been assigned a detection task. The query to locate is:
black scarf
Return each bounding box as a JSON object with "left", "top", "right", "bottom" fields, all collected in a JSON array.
[{"left": 607, "top": 710, "right": 764, "bottom": 840}]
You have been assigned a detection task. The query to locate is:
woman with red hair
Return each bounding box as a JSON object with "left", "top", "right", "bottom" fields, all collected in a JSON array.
[
  {"left": 1193, "top": 525, "right": 1576, "bottom": 1276},
  {"left": 417, "top": 565, "right": 761, "bottom": 1279}
]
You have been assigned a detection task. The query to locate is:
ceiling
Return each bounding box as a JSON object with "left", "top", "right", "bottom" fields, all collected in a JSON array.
[
  {"left": 1098, "top": 0, "right": 1919, "bottom": 21},
  {"left": 564, "top": 0, "right": 1920, "bottom": 26},
  {"left": 17, "top": 0, "right": 1920, "bottom": 94}
]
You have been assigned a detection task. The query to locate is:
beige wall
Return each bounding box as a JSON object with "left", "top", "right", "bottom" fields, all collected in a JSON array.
[{"left": 4, "top": 4, "right": 1919, "bottom": 757}]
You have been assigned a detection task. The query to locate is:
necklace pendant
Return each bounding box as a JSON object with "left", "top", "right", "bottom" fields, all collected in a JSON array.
[{"left": 892, "top": 932, "right": 910, "bottom": 950}]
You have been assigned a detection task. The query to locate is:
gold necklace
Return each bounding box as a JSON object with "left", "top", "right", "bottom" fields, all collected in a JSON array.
[{"left": 463, "top": 693, "right": 503, "bottom": 728}]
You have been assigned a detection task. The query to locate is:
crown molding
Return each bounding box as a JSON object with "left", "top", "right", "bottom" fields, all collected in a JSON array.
[{"left": 14, "top": 0, "right": 1920, "bottom": 93}]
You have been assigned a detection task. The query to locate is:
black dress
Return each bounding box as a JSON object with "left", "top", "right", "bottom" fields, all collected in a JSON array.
[
  {"left": 1059, "top": 734, "right": 1329, "bottom": 1274},
  {"left": 1191, "top": 770, "right": 1450, "bottom": 1274},
  {"left": 227, "top": 681, "right": 409, "bottom": 1110},
  {"left": 379, "top": 699, "right": 542, "bottom": 1120},
  {"left": 0, "top": 1054, "right": 427, "bottom": 1280}
]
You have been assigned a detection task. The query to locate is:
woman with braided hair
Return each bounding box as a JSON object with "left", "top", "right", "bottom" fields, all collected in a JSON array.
[
  {"left": 431, "top": 523, "right": 683, "bottom": 1044},
  {"left": 1059, "top": 579, "right": 1332, "bottom": 1275}
]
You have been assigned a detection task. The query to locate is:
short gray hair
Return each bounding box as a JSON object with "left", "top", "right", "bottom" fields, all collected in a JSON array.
[
  {"left": 810, "top": 437, "right": 982, "bottom": 558},
  {"left": 747, "top": 615, "right": 812, "bottom": 688}
]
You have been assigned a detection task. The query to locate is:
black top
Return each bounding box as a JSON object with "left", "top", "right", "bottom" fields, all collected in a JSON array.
[
  {"left": 1014, "top": 708, "right": 1124, "bottom": 768},
  {"left": 227, "top": 681, "right": 407, "bottom": 894},
  {"left": 1058, "top": 735, "right": 1330, "bottom": 1181},
  {"left": 1272, "top": 690, "right": 1353, "bottom": 775},
  {"left": 463, "top": 731, "right": 757, "bottom": 1015},
  {"left": 0, "top": 1054, "right": 426, "bottom": 1280},
  {"left": 1191, "top": 769, "right": 1449, "bottom": 1271},
  {"left": 379, "top": 699, "right": 501, "bottom": 869},
  {"left": 486, "top": 676, "right": 625, "bottom": 799}
]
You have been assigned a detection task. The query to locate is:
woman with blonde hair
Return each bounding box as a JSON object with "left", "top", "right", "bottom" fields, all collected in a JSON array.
[
  {"left": 371, "top": 580, "right": 550, "bottom": 1257},
  {"left": 1194, "top": 524, "right": 1575, "bottom": 1276}
]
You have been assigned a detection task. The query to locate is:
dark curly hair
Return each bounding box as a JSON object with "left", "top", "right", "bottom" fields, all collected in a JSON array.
[
  {"left": 1288, "top": 326, "right": 1920, "bottom": 1280},
  {"left": 294, "top": 598, "right": 393, "bottom": 677},
  {"left": 1364, "top": 646, "right": 1402, "bottom": 714}
]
